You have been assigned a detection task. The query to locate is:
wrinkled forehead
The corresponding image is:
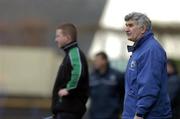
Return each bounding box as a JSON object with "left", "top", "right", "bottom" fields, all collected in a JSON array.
[{"left": 125, "top": 20, "right": 138, "bottom": 26}]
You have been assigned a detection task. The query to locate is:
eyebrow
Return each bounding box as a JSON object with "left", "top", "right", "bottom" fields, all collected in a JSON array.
[{"left": 126, "top": 23, "right": 133, "bottom": 26}]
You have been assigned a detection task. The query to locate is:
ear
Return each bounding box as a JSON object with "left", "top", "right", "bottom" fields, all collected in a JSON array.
[
  {"left": 141, "top": 25, "right": 147, "bottom": 34},
  {"left": 66, "top": 34, "right": 72, "bottom": 41}
]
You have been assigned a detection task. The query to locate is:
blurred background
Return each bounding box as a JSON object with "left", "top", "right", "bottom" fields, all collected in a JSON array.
[{"left": 0, "top": 0, "right": 180, "bottom": 119}]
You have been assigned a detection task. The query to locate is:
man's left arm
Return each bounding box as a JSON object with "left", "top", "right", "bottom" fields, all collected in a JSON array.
[
  {"left": 66, "top": 48, "right": 82, "bottom": 91},
  {"left": 135, "top": 49, "right": 163, "bottom": 118},
  {"left": 59, "top": 48, "right": 82, "bottom": 97}
]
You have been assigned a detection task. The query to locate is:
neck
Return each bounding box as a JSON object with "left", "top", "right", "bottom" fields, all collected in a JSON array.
[
  {"left": 99, "top": 65, "right": 108, "bottom": 74},
  {"left": 62, "top": 41, "right": 78, "bottom": 52}
]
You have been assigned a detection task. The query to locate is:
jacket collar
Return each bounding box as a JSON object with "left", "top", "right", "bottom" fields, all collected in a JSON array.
[
  {"left": 61, "top": 41, "right": 78, "bottom": 53},
  {"left": 127, "top": 29, "right": 153, "bottom": 52},
  {"left": 94, "top": 64, "right": 110, "bottom": 76}
]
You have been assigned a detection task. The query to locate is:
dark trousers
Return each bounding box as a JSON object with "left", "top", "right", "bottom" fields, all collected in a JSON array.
[{"left": 55, "top": 112, "right": 83, "bottom": 119}]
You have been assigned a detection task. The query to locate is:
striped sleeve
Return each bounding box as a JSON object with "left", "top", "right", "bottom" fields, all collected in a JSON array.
[{"left": 66, "top": 47, "right": 82, "bottom": 90}]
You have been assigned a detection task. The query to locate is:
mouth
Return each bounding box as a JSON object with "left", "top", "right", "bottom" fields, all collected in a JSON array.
[{"left": 126, "top": 32, "right": 131, "bottom": 36}]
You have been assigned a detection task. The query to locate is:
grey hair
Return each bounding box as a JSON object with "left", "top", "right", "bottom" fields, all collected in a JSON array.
[{"left": 124, "top": 12, "right": 152, "bottom": 30}]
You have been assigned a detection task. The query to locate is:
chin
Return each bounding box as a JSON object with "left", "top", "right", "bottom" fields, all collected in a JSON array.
[
  {"left": 57, "top": 44, "right": 62, "bottom": 48},
  {"left": 128, "top": 38, "right": 132, "bottom": 41},
  {"left": 128, "top": 39, "right": 135, "bottom": 42}
]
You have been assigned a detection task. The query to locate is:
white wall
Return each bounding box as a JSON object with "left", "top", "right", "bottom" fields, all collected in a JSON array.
[{"left": 0, "top": 46, "right": 62, "bottom": 97}]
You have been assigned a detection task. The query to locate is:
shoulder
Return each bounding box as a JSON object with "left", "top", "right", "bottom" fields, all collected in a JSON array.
[
  {"left": 147, "top": 37, "right": 165, "bottom": 54},
  {"left": 68, "top": 47, "right": 80, "bottom": 56},
  {"left": 110, "top": 68, "right": 119, "bottom": 74},
  {"left": 109, "top": 67, "right": 124, "bottom": 78},
  {"left": 140, "top": 38, "right": 166, "bottom": 61},
  {"left": 68, "top": 47, "right": 82, "bottom": 66}
]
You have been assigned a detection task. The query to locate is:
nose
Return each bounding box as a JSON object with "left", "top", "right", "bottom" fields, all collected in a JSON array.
[{"left": 124, "top": 26, "right": 129, "bottom": 32}]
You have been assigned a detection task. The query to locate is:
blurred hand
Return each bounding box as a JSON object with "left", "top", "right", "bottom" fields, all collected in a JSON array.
[
  {"left": 58, "top": 88, "right": 69, "bottom": 97},
  {"left": 134, "top": 115, "right": 144, "bottom": 119}
]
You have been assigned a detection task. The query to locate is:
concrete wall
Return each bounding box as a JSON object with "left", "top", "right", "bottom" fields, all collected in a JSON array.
[{"left": 0, "top": 46, "right": 62, "bottom": 96}]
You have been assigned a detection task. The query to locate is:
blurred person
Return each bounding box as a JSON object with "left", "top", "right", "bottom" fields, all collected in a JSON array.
[
  {"left": 122, "top": 12, "right": 172, "bottom": 119},
  {"left": 51, "top": 23, "right": 89, "bottom": 119},
  {"left": 89, "top": 52, "right": 124, "bottom": 119},
  {"left": 167, "top": 59, "right": 180, "bottom": 119}
]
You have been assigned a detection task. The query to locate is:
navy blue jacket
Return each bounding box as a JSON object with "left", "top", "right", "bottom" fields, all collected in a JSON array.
[
  {"left": 168, "top": 75, "right": 180, "bottom": 103},
  {"left": 89, "top": 66, "right": 124, "bottom": 119},
  {"left": 122, "top": 29, "right": 172, "bottom": 119}
]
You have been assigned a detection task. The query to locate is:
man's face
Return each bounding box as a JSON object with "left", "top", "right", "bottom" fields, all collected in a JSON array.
[
  {"left": 167, "top": 63, "right": 174, "bottom": 75},
  {"left": 55, "top": 29, "right": 70, "bottom": 48},
  {"left": 94, "top": 55, "right": 107, "bottom": 70},
  {"left": 124, "top": 20, "right": 145, "bottom": 42}
]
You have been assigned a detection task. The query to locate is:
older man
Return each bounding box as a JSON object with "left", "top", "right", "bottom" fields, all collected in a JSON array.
[{"left": 122, "top": 12, "right": 172, "bottom": 119}]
